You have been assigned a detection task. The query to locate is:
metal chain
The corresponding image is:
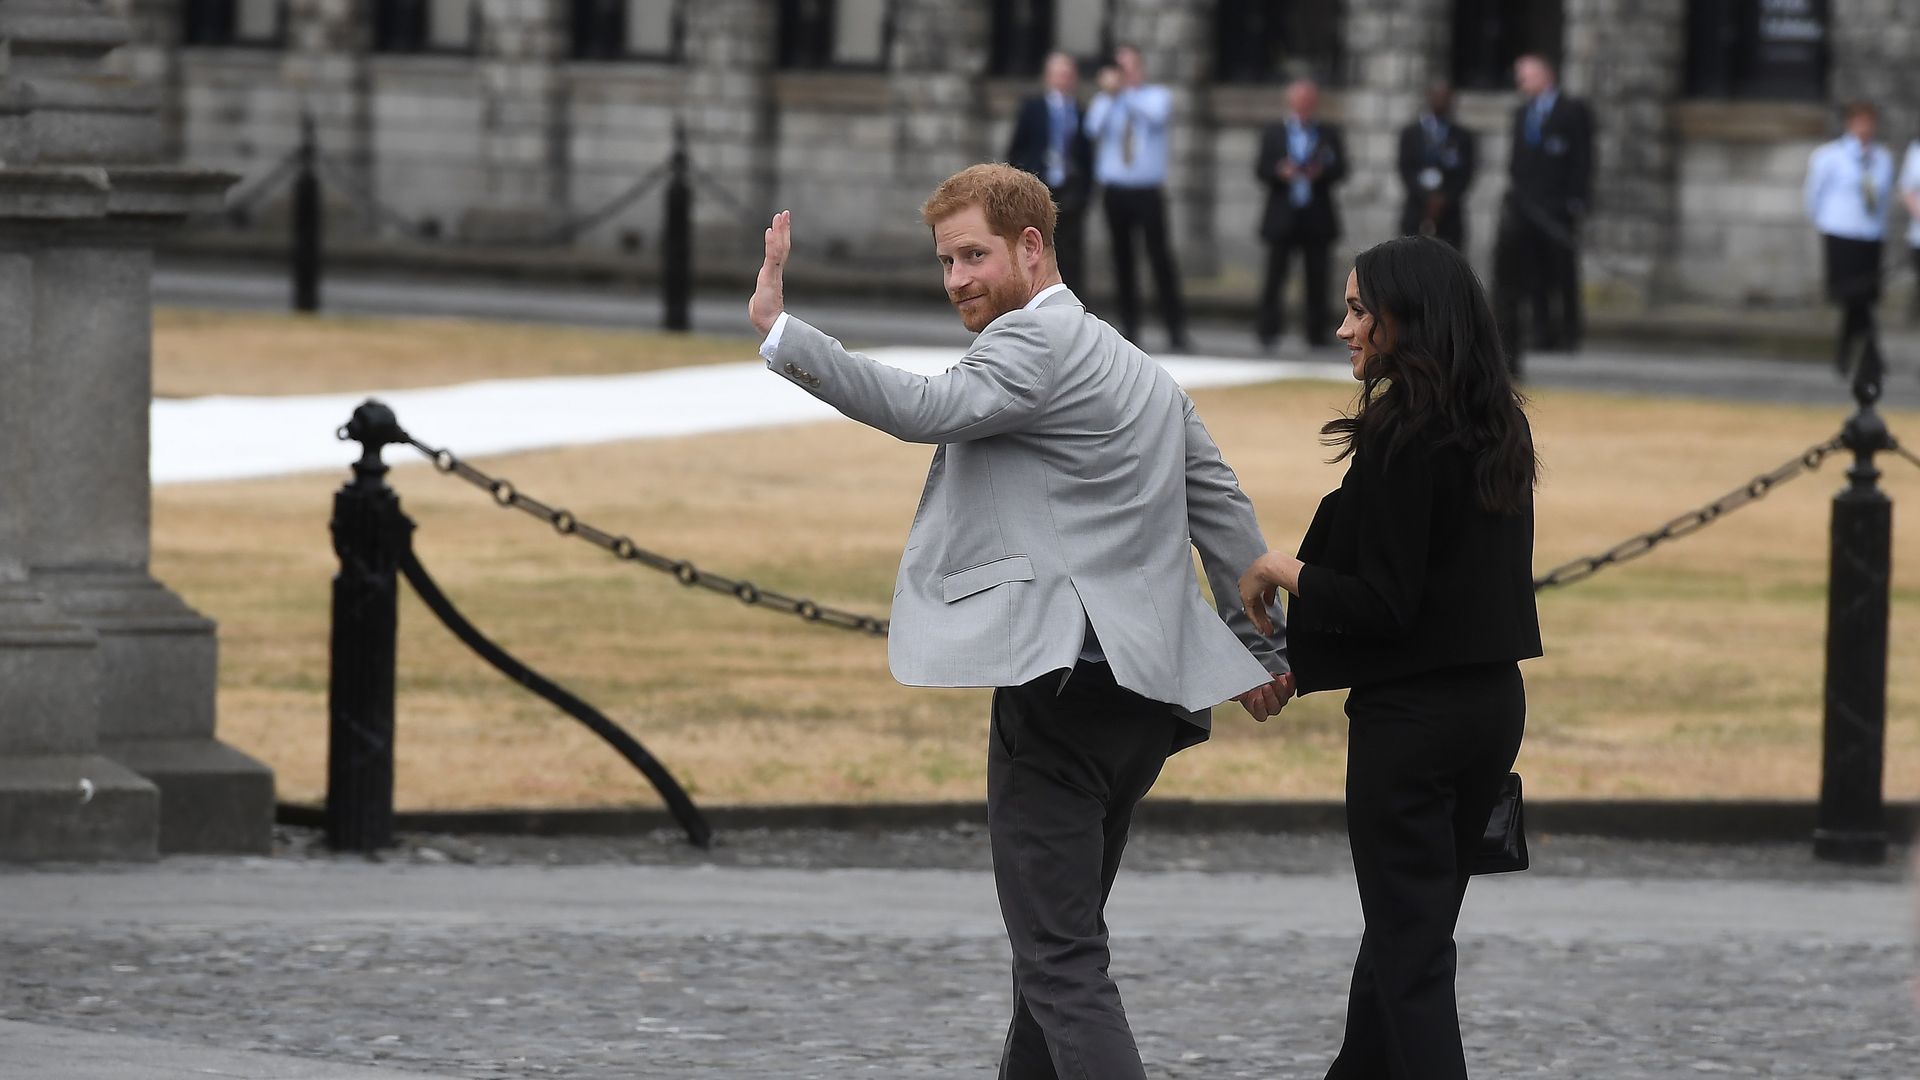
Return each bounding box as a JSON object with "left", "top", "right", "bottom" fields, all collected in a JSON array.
[
  {"left": 399, "top": 424, "right": 1878, "bottom": 613},
  {"left": 401, "top": 438, "right": 890, "bottom": 636},
  {"left": 1891, "top": 436, "right": 1920, "bottom": 473},
  {"left": 1533, "top": 437, "right": 1846, "bottom": 590}
]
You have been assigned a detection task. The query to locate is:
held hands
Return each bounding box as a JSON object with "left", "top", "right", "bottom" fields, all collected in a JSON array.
[
  {"left": 748, "top": 210, "right": 792, "bottom": 338},
  {"left": 1238, "top": 551, "right": 1303, "bottom": 638},
  {"left": 1096, "top": 67, "right": 1122, "bottom": 95},
  {"left": 1234, "top": 671, "right": 1296, "bottom": 722}
]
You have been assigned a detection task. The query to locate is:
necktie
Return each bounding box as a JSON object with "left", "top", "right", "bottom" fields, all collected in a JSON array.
[
  {"left": 1048, "top": 99, "right": 1069, "bottom": 186},
  {"left": 1120, "top": 98, "right": 1134, "bottom": 168},
  {"left": 1289, "top": 122, "right": 1314, "bottom": 208},
  {"left": 1861, "top": 149, "right": 1878, "bottom": 215},
  {"left": 1526, "top": 99, "right": 1545, "bottom": 146}
]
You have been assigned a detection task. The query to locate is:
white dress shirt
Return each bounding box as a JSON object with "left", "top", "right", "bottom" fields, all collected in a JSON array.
[
  {"left": 1900, "top": 140, "right": 1920, "bottom": 249},
  {"left": 1805, "top": 134, "right": 1895, "bottom": 242}
]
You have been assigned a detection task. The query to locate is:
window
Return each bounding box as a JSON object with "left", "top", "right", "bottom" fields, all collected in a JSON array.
[
  {"left": 373, "top": 0, "right": 475, "bottom": 54},
  {"left": 779, "top": 0, "right": 893, "bottom": 69},
  {"left": 182, "top": 0, "right": 286, "bottom": 46},
  {"left": 1451, "top": 0, "right": 1563, "bottom": 91},
  {"left": 573, "top": 0, "right": 684, "bottom": 61},
  {"left": 1685, "top": 0, "right": 1827, "bottom": 100},
  {"left": 1214, "top": 0, "right": 1342, "bottom": 85},
  {"left": 987, "top": 0, "right": 1114, "bottom": 78}
]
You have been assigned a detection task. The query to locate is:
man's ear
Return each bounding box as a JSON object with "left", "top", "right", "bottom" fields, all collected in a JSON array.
[{"left": 1024, "top": 226, "right": 1045, "bottom": 270}]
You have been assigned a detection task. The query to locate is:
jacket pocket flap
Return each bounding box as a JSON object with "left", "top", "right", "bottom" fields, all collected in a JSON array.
[{"left": 941, "top": 555, "right": 1035, "bottom": 603}]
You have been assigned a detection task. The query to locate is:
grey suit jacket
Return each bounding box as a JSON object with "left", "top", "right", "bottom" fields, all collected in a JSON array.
[{"left": 767, "top": 289, "right": 1286, "bottom": 745}]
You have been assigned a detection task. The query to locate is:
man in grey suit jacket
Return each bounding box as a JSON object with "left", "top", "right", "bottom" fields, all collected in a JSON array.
[{"left": 748, "top": 164, "right": 1290, "bottom": 1080}]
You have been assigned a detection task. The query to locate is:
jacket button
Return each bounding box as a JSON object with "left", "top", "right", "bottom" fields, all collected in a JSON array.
[{"left": 783, "top": 362, "right": 797, "bottom": 374}]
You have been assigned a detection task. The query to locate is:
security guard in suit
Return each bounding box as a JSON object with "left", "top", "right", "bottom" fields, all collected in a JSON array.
[
  {"left": 1494, "top": 54, "right": 1593, "bottom": 373},
  {"left": 1397, "top": 81, "right": 1477, "bottom": 251}
]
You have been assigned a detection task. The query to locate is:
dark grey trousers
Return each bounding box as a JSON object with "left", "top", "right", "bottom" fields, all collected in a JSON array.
[{"left": 988, "top": 661, "right": 1182, "bottom": 1080}]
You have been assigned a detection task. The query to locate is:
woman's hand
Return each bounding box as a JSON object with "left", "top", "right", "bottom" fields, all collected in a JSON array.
[{"left": 1238, "top": 551, "right": 1304, "bottom": 636}]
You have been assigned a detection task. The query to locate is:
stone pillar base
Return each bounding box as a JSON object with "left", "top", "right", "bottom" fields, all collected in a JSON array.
[
  {"left": 33, "top": 569, "right": 274, "bottom": 855},
  {"left": 99, "top": 737, "right": 274, "bottom": 854},
  {"left": 0, "top": 755, "right": 158, "bottom": 862}
]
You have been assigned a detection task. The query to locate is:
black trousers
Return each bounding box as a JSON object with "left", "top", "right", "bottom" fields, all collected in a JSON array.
[
  {"left": 1326, "top": 662, "right": 1526, "bottom": 1080},
  {"left": 1492, "top": 206, "right": 1580, "bottom": 364},
  {"left": 989, "top": 661, "right": 1181, "bottom": 1080},
  {"left": 1824, "top": 234, "right": 1884, "bottom": 372},
  {"left": 1102, "top": 185, "right": 1188, "bottom": 345},
  {"left": 1258, "top": 231, "right": 1334, "bottom": 346},
  {"left": 1050, "top": 189, "right": 1086, "bottom": 294}
]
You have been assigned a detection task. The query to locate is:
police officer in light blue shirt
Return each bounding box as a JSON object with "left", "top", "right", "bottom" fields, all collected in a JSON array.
[
  {"left": 1805, "top": 101, "right": 1896, "bottom": 372},
  {"left": 1898, "top": 137, "right": 1920, "bottom": 323},
  {"left": 1085, "top": 44, "right": 1191, "bottom": 351}
]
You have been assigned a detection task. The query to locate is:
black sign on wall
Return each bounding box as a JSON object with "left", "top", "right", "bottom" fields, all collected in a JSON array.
[{"left": 1686, "top": 0, "right": 1828, "bottom": 100}]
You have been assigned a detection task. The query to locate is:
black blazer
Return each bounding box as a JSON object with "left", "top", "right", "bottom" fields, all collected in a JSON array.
[
  {"left": 1506, "top": 93, "right": 1593, "bottom": 221},
  {"left": 1006, "top": 94, "right": 1093, "bottom": 214},
  {"left": 1256, "top": 119, "right": 1348, "bottom": 242},
  {"left": 1396, "top": 115, "right": 1477, "bottom": 237},
  {"left": 1287, "top": 429, "right": 1543, "bottom": 695}
]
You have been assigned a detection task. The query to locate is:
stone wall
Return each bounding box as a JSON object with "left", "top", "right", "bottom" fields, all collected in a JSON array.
[{"left": 134, "top": 0, "right": 1920, "bottom": 308}]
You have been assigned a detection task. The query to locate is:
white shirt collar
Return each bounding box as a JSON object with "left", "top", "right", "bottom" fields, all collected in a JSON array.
[{"left": 1025, "top": 282, "right": 1070, "bottom": 310}]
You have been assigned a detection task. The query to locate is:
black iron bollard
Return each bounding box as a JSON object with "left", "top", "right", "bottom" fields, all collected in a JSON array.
[
  {"left": 292, "top": 112, "right": 322, "bottom": 313},
  {"left": 325, "top": 400, "right": 414, "bottom": 852},
  {"left": 1814, "top": 335, "right": 1893, "bottom": 864},
  {"left": 663, "top": 122, "right": 693, "bottom": 333}
]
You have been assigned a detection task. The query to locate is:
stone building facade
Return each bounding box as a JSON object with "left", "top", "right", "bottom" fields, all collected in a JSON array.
[{"left": 111, "top": 0, "right": 1920, "bottom": 309}]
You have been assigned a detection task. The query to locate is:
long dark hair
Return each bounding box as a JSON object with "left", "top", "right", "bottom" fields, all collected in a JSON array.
[{"left": 1322, "top": 235, "right": 1537, "bottom": 514}]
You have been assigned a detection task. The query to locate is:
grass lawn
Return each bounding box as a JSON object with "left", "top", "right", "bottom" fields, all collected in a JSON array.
[
  {"left": 152, "top": 308, "right": 751, "bottom": 397},
  {"left": 151, "top": 309, "right": 1920, "bottom": 810}
]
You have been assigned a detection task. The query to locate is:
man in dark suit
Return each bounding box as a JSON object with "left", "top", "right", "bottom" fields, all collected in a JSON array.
[
  {"left": 1006, "top": 52, "right": 1094, "bottom": 291},
  {"left": 1256, "top": 77, "right": 1348, "bottom": 351},
  {"left": 1397, "top": 80, "right": 1476, "bottom": 250},
  {"left": 1494, "top": 53, "right": 1593, "bottom": 370}
]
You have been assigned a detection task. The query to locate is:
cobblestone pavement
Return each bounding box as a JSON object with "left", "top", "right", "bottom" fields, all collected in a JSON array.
[{"left": 3, "top": 829, "right": 1915, "bottom": 1079}]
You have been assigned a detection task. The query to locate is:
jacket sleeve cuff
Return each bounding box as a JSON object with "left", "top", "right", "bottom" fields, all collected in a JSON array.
[
  {"left": 1296, "top": 562, "right": 1333, "bottom": 605},
  {"left": 758, "top": 312, "right": 792, "bottom": 364}
]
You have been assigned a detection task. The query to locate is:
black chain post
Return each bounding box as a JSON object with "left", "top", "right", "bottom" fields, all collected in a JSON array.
[
  {"left": 326, "top": 400, "right": 414, "bottom": 852},
  {"left": 663, "top": 120, "right": 693, "bottom": 333},
  {"left": 1815, "top": 334, "right": 1894, "bottom": 864},
  {"left": 292, "top": 111, "right": 322, "bottom": 314}
]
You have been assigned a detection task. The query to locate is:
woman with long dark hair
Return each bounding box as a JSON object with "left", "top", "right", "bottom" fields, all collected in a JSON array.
[{"left": 1239, "top": 235, "right": 1542, "bottom": 1080}]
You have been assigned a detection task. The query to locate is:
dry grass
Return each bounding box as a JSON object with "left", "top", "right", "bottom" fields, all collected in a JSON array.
[
  {"left": 153, "top": 308, "right": 751, "bottom": 398},
  {"left": 150, "top": 313, "right": 1920, "bottom": 811}
]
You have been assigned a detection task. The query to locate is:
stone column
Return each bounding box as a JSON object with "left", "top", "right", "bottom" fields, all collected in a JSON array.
[
  {"left": 285, "top": 0, "right": 375, "bottom": 198},
  {"left": 1561, "top": 0, "right": 1686, "bottom": 302},
  {"left": 1830, "top": 0, "right": 1920, "bottom": 150},
  {"left": 467, "top": 0, "right": 566, "bottom": 238},
  {"left": 885, "top": 0, "right": 989, "bottom": 241},
  {"left": 1, "top": 0, "right": 273, "bottom": 858},
  {"left": 681, "top": 0, "right": 778, "bottom": 250},
  {"left": 1341, "top": 0, "right": 1453, "bottom": 255},
  {"left": 0, "top": 171, "right": 155, "bottom": 862}
]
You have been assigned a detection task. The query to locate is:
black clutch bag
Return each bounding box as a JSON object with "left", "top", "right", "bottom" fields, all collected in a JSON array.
[{"left": 1470, "top": 772, "right": 1529, "bottom": 875}]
